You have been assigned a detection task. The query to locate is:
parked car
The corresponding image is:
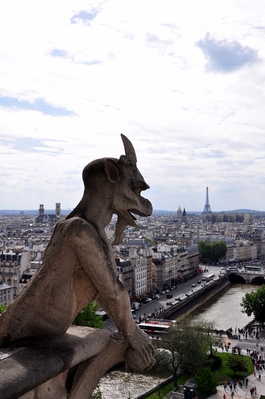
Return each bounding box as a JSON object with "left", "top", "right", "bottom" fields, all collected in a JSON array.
[
  {"left": 155, "top": 294, "right": 160, "bottom": 299},
  {"left": 166, "top": 293, "right": 173, "bottom": 299}
]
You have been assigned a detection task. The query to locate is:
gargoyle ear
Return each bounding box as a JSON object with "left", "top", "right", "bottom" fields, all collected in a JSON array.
[{"left": 105, "top": 159, "right": 121, "bottom": 183}]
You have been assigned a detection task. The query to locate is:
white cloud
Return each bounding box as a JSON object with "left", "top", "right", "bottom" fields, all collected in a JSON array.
[
  {"left": 196, "top": 32, "right": 260, "bottom": 73},
  {"left": 0, "top": 0, "right": 265, "bottom": 211}
]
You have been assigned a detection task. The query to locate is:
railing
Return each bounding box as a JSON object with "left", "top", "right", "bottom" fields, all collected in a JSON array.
[{"left": 0, "top": 325, "right": 129, "bottom": 399}]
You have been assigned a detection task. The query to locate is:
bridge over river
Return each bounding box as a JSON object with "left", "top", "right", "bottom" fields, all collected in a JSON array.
[{"left": 228, "top": 270, "right": 265, "bottom": 284}]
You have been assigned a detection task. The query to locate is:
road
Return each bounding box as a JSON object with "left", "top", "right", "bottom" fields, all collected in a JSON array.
[{"left": 104, "top": 265, "right": 222, "bottom": 331}]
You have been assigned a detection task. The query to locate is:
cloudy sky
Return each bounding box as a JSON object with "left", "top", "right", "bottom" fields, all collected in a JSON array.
[{"left": 0, "top": 0, "right": 265, "bottom": 213}]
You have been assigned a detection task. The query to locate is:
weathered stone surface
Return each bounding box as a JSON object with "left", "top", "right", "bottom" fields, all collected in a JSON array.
[
  {"left": 0, "top": 135, "right": 155, "bottom": 398},
  {"left": 0, "top": 326, "right": 129, "bottom": 399}
]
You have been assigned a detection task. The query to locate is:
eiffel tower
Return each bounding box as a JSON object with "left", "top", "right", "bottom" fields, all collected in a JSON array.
[{"left": 202, "top": 186, "right": 212, "bottom": 214}]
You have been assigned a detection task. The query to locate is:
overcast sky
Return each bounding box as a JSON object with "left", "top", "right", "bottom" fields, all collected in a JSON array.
[{"left": 0, "top": 1, "right": 265, "bottom": 213}]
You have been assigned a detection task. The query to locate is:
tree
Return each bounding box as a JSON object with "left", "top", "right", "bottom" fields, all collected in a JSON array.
[
  {"left": 0, "top": 305, "right": 7, "bottom": 315},
  {"left": 91, "top": 385, "right": 102, "bottom": 399},
  {"left": 226, "top": 355, "right": 248, "bottom": 377},
  {"left": 241, "top": 285, "right": 265, "bottom": 325},
  {"left": 155, "top": 318, "right": 214, "bottom": 390},
  {"left": 195, "top": 366, "right": 219, "bottom": 394},
  {"left": 197, "top": 241, "right": 211, "bottom": 262},
  {"left": 211, "top": 241, "right": 227, "bottom": 262},
  {"left": 72, "top": 302, "right": 105, "bottom": 329},
  {"left": 200, "top": 321, "right": 218, "bottom": 358},
  {"left": 198, "top": 240, "right": 227, "bottom": 263}
]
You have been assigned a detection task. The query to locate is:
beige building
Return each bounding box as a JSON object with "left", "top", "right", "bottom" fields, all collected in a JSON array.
[
  {"left": 0, "top": 282, "right": 13, "bottom": 306},
  {"left": 131, "top": 256, "right": 147, "bottom": 296},
  {"left": 233, "top": 241, "right": 257, "bottom": 261},
  {"left": 0, "top": 251, "right": 30, "bottom": 298}
]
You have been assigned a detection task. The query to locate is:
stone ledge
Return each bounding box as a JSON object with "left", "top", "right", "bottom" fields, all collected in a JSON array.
[{"left": 0, "top": 325, "right": 129, "bottom": 399}]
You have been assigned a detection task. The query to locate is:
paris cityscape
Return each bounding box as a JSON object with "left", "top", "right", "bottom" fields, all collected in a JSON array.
[
  {"left": 1, "top": 188, "right": 265, "bottom": 398},
  {"left": 1, "top": 187, "right": 265, "bottom": 307},
  {"left": 1, "top": 1, "right": 265, "bottom": 398}
]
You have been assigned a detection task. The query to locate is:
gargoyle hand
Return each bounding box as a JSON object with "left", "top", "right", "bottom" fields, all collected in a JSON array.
[{"left": 124, "top": 325, "right": 155, "bottom": 372}]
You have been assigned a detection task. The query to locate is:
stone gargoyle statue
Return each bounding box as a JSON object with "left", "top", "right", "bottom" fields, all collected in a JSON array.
[{"left": 0, "top": 134, "right": 155, "bottom": 372}]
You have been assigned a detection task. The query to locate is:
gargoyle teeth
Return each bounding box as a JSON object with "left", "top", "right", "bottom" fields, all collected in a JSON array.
[{"left": 128, "top": 210, "right": 137, "bottom": 220}]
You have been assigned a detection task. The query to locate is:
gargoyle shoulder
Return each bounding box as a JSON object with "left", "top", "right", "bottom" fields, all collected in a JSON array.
[{"left": 60, "top": 217, "right": 100, "bottom": 247}]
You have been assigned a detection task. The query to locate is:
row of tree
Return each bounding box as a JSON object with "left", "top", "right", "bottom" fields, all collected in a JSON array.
[
  {"left": 155, "top": 283, "right": 265, "bottom": 394},
  {"left": 156, "top": 318, "right": 216, "bottom": 390},
  {"left": 156, "top": 317, "right": 248, "bottom": 394},
  {"left": 197, "top": 240, "right": 227, "bottom": 263}
]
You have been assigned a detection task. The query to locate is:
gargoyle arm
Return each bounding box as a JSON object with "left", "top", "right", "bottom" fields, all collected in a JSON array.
[{"left": 71, "top": 221, "right": 154, "bottom": 368}]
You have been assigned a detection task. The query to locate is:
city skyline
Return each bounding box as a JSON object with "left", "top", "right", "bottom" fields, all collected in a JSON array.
[{"left": 0, "top": 1, "right": 265, "bottom": 212}]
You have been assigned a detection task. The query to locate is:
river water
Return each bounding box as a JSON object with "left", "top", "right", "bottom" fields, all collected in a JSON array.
[
  {"left": 99, "top": 283, "right": 258, "bottom": 399},
  {"left": 191, "top": 283, "right": 257, "bottom": 331}
]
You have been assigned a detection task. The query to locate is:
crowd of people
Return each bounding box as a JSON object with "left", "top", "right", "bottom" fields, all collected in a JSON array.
[{"left": 222, "top": 377, "right": 257, "bottom": 399}]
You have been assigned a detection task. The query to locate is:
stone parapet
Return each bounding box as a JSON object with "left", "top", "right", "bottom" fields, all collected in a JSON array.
[{"left": 0, "top": 325, "right": 129, "bottom": 399}]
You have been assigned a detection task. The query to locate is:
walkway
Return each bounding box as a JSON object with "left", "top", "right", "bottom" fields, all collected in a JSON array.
[{"left": 210, "top": 330, "right": 265, "bottom": 399}]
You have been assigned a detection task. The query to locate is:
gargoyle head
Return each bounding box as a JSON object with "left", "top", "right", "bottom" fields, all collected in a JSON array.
[
  {"left": 68, "top": 134, "right": 152, "bottom": 245},
  {"left": 109, "top": 134, "right": 152, "bottom": 245}
]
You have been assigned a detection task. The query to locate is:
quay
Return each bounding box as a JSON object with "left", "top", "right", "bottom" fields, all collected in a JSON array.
[{"left": 156, "top": 275, "right": 230, "bottom": 321}]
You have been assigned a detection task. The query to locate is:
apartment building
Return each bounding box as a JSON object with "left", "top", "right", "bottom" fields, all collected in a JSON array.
[
  {"left": 115, "top": 256, "right": 133, "bottom": 298},
  {"left": 131, "top": 257, "right": 147, "bottom": 296},
  {"left": 0, "top": 282, "right": 13, "bottom": 306}
]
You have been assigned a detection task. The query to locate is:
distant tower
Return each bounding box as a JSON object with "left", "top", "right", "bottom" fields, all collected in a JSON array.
[
  {"left": 55, "top": 203, "right": 61, "bottom": 218},
  {"left": 176, "top": 206, "right": 182, "bottom": 219},
  {"left": 182, "top": 208, "right": 187, "bottom": 220},
  {"left": 202, "top": 187, "right": 212, "bottom": 214},
  {"left": 39, "top": 204, "right": 44, "bottom": 215}
]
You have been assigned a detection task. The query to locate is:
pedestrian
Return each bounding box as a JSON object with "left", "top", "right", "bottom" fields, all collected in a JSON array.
[
  {"left": 255, "top": 386, "right": 257, "bottom": 395},
  {"left": 259, "top": 373, "right": 261, "bottom": 381},
  {"left": 231, "top": 391, "right": 234, "bottom": 399},
  {"left": 223, "top": 394, "right": 226, "bottom": 399}
]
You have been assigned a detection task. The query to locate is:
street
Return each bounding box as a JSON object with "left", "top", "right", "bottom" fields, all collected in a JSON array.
[{"left": 104, "top": 265, "right": 222, "bottom": 331}]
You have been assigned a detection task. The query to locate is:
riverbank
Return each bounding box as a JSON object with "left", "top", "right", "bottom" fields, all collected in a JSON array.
[
  {"left": 100, "top": 280, "right": 257, "bottom": 398},
  {"left": 157, "top": 276, "right": 230, "bottom": 321},
  {"left": 137, "top": 330, "right": 265, "bottom": 399}
]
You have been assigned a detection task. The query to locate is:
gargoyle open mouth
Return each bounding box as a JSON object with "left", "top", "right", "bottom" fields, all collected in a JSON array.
[
  {"left": 128, "top": 195, "right": 153, "bottom": 223},
  {"left": 127, "top": 210, "right": 137, "bottom": 221},
  {"left": 111, "top": 134, "right": 153, "bottom": 246}
]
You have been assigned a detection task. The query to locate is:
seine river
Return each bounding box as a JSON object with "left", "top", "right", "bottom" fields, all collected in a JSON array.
[{"left": 99, "top": 283, "right": 258, "bottom": 399}]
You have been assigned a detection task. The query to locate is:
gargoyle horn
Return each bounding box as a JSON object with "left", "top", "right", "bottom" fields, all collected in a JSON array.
[{"left": 121, "top": 134, "right": 137, "bottom": 166}]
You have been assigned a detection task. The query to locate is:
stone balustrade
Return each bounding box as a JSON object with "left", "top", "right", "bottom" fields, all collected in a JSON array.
[{"left": 0, "top": 325, "right": 129, "bottom": 399}]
